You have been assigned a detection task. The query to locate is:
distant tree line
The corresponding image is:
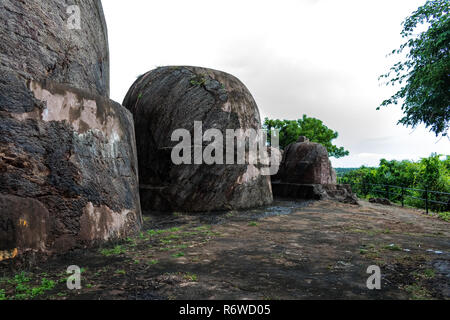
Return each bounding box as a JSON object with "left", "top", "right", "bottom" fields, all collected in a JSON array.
[{"left": 339, "top": 154, "right": 450, "bottom": 215}]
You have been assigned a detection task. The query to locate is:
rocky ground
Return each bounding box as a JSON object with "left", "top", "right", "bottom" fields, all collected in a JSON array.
[{"left": 0, "top": 199, "right": 448, "bottom": 300}]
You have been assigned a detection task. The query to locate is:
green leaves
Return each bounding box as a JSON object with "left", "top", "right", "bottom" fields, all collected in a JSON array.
[
  {"left": 263, "top": 115, "right": 350, "bottom": 158},
  {"left": 380, "top": 0, "right": 449, "bottom": 137},
  {"left": 339, "top": 154, "right": 450, "bottom": 211}
]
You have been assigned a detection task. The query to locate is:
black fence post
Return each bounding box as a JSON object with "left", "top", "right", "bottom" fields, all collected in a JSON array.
[
  {"left": 401, "top": 187, "right": 404, "bottom": 207},
  {"left": 425, "top": 187, "right": 429, "bottom": 214}
]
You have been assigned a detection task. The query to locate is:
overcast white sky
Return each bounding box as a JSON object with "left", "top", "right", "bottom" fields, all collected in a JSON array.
[{"left": 102, "top": 0, "right": 449, "bottom": 168}]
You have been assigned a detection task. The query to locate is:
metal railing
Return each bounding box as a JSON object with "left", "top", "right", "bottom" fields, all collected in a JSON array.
[{"left": 338, "top": 179, "right": 450, "bottom": 213}]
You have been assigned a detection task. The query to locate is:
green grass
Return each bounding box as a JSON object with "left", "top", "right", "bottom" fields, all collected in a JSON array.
[
  {"left": 5, "top": 273, "right": 56, "bottom": 300},
  {"left": 248, "top": 222, "right": 258, "bottom": 227},
  {"left": 148, "top": 259, "right": 159, "bottom": 265},
  {"left": 195, "top": 226, "right": 211, "bottom": 231},
  {"left": 8, "top": 271, "right": 30, "bottom": 285},
  {"left": 100, "top": 245, "right": 126, "bottom": 256},
  {"left": 437, "top": 211, "right": 450, "bottom": 222},
  {"left": 413, "top": 268, "right": 436, "bottom": 280},
  {"left": 115, "top": 269, "right": 126, "bottom": 275},
  {"left": 423, "top": 269, "right": 436, "bottom": 279},
  {"left": 31, "top": 278, "right": 56, "bottom": 297},
  {"left": 183, "top": 273, "right": 198, "bottom": 282},
  {"left": 384, "top": 244, "right": 402, "bottom": 251},
  {"left": 405, "top": 283, "right": 432, "bottom": 300},
  {"left": 162, "top": 234, "right": 181, "bottom": 242},
  {"left": 171, "top": 252, "right": 185, "bottom": 258},
  {"left": 190, "top": 75, "right": 206, "bottom": 86}
]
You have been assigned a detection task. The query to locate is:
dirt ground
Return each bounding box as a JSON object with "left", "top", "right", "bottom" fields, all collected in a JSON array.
[{"left": 0, "top": 199, "right": 449, "bottom": 300}]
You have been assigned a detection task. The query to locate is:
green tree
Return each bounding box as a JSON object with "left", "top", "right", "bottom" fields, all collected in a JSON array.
[
  {"left": 263, "top": 115, "right": 349, "bottom": 158},
  {"left": 339, "top": 154, "right": 449, "bottom": 212},
  {"left": 379, "top": 0, "right": 450, "bottom": 137}
]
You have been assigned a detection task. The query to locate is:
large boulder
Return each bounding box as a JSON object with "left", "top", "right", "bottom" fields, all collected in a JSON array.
[
  {"left": 275, "top": 136, "right": 337, "bottom": 184},
  {"left": 0, "top": 81, "right": 142, "bottom": 260},
  {"left": 123, "top": 66, "right": 273, "bottom": 212},
  {"left": 0, "top": 0, "right": 109, "bottom": 97},
  {"left": 0, "top": 1, "right": 142, "bottom": 261}
]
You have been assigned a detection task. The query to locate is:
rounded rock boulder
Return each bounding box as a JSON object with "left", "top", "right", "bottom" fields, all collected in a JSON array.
[
  {"left": 275, "top": 136, "right": 337, "bottom": 185},
  {"left": 123, "top": 66, "right": 273, "bottom": 212}
]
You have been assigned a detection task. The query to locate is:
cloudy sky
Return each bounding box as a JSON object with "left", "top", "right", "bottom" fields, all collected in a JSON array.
[{"left": 102, "top": 0, "right": 449, "bottom": 168}]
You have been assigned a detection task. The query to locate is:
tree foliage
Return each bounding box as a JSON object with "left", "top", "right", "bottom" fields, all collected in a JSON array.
[
  {"left": 339, "top": 154, "right": 450, "bottom": 212},
  {"left": 263, "top": 115, "right": 349, "bottom": 158},
  {"left": 379, "top": 0, "right": 450, "bottom": 137}
]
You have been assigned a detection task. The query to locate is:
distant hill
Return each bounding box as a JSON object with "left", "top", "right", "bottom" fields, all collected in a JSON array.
[{"left": 335, "top": 168, "right": 359, "bottom": 176}]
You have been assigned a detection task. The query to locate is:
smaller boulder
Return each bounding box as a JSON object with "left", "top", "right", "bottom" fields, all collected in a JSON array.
[
  {"left": 271, "top": 137, "right": 358, "bottom": 204},
  {"left": 275, "top": 136, "right": 336, "bottom": 185}
]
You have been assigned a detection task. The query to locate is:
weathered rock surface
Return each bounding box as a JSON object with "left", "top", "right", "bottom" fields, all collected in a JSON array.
[
  {"left": 123, "top": 66, "right": 273, "bottom": 212},
  {"left": 0, "top": 0, "right": 109, "bottom": 97},
  {"left": 0, "top": 0, "right": 141, "bottom": 261},
  {"left": 0, "top": 194, "right": 49, "bottom": 261},
  {"left": 275, "top": 136, "right": 336, "bottom": 184},
  {"left": 0, "top": 81, "right": 142, "bottom": 260}
]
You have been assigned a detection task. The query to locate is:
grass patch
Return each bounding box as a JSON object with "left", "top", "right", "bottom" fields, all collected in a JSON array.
[
  {"left": 5, "top": 273, "right": 56, "bottom": 300},
  {"left": 248, "top": 222, "right": 258, "bottom": 227},
  {"left": 100, "top": 245, "right": 126, "bottom": 256},
  {"left": 0, "top": 289, "right": 6, "bottom": 300},
  {"left": 404, "top": 283, "right": 432, "bottom": 300},
  {"left": 148, "top": 259, "right": 159, "bottom": 265},
  {"left": 163, "top": 234, "right": 181, "bottom": 240},
  {"left": 437, "top": 211, "right": 450, "bottom": 222},
  {"left": 413, "top": 268, "right": 436, "bottom": 280},
  {"left": 183, "top": 273, "right": 198, "bottom": 282},
  {"left": 172, "top": 252, "right": 185, "bottom": 258},
  {"left": 190, "top": 75, "right": 206, "bottom": 86},
  {"left": 384, "top": 244, "right": 402, "bottom": 251}
]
